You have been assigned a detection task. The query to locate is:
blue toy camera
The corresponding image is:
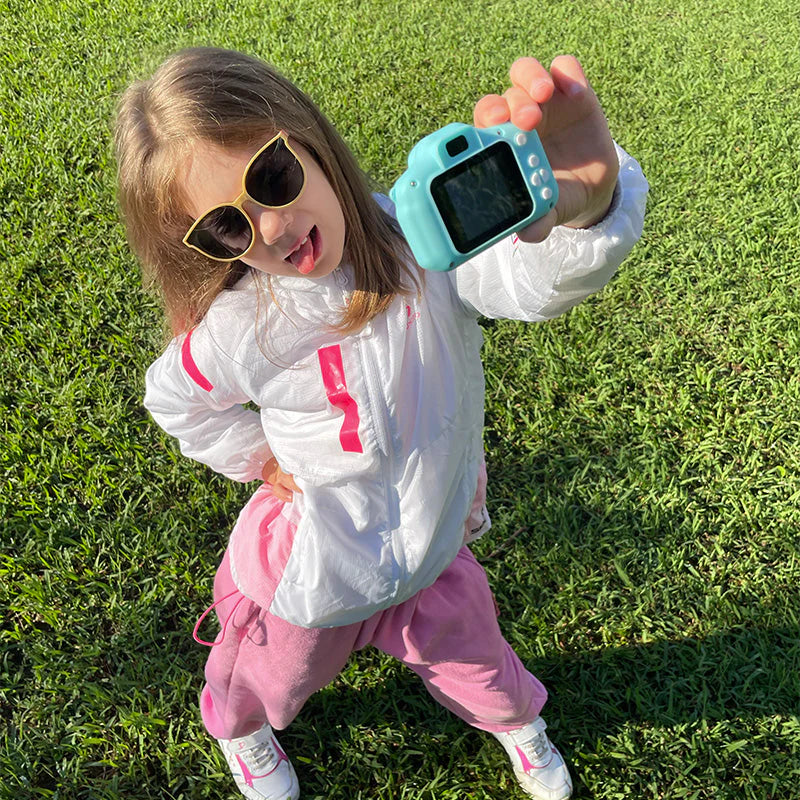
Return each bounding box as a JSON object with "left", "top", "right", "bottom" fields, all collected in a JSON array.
[{"left": 390, "top": 122, "right": 559, "bottom": 272}]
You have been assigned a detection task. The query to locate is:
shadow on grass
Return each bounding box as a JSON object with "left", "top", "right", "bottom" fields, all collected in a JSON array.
[
  {"left": 531, "top": 624, "right": 800, "bottom": 729},
  {"left": 306, "top": 623, "right": 800, "bottom": 734},
  {"left": 288, "top": 623, "right": 799, "bottom": 797}
]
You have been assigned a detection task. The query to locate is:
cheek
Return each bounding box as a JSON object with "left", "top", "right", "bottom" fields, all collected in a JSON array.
[
  {"left": 328, "top": 191, "right": 346, "bottom": 238},
  {"left": 313, "top": 186, "right": 345, "bottom": 241},
  {"left": 332, "top": 206, "right": 347, "bottom": 256}
]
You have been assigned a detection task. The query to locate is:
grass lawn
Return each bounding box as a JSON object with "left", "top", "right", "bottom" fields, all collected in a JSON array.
[{"left": 2, "top": 0, "right": 800, "bottom": 797}]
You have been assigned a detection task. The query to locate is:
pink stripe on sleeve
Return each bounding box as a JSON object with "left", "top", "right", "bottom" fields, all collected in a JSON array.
[
  {"left": 181, "top": 329, "right": 214, "bottom": 391},
  {"left": 317, "top": 345, "right": 363, "bottom": 453}
]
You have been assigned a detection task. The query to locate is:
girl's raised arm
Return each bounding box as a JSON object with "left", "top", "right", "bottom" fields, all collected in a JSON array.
[
  {"left": 451, "top": 55, "right": 648, "bottom": 321},
  {"left": 474, "top": 55, "right": 621, "bottom": 241}
]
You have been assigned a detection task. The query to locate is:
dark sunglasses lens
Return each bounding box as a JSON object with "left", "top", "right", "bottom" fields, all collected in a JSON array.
[
  {"left": 188, "top": 206, "right": 252, "bottom": 259},
  {"left": 245, "top": 137, "right": 304, "bottom": 206}
]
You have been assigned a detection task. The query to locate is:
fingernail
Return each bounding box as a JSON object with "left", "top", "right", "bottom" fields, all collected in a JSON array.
[{"left": 568, "top": 80, "right": 586, "bottom": 96}]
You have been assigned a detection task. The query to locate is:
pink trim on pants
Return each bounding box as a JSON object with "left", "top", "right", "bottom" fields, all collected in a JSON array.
[{"left": 200, "top": 547, "right": 547, "bottom": 740}]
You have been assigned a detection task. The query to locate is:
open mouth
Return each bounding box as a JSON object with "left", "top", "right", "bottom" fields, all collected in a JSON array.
[{"left": 285, "top": 226, "right": 321, "bottom": 275}]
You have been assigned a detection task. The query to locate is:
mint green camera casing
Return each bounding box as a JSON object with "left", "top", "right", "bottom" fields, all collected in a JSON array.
[{"left": 390, "top": 122, "right": 558, "bottom": 272}]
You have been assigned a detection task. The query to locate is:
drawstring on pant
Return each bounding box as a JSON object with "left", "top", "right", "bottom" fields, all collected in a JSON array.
[{"left": 193, "top": 589, "right": 247, "bottom": 647}]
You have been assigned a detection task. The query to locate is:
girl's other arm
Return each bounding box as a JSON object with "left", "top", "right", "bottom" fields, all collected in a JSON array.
[{"left": 144, "top": 327, "right": 273, "bottom": 483}]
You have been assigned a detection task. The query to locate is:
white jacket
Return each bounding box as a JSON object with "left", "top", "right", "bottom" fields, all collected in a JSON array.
[{"left": 144, "top": 144, "right": 648, "bottom": 627}]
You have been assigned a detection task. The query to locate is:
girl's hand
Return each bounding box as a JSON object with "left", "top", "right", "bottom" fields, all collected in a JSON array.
[
  {"left": 473, "top": 55, "right": 619, "bottom": 242},
  {"left": 261, "top": 457, "right": 302, "bottom": 503}
]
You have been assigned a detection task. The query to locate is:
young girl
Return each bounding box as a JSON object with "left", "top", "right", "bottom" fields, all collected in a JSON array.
[{"left": 115, "top": 47, "right": 647, "bottom": 800}]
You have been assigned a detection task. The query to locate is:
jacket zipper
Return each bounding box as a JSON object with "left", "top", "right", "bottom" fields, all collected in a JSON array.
[{"left": 357, "top": 328, "right": 404, "bottom": 584}]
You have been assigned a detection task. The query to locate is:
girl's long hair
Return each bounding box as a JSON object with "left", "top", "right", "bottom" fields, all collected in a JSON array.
[{"left": 114, "top": 47, "right": 414, "bottom": 336}]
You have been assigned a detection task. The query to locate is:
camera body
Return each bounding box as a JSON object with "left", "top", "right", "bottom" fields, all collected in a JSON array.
[{"left": 390, "top": 122, "right": 558, "bottom": 272}]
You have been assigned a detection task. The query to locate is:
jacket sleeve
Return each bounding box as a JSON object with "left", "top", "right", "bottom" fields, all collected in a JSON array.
[
  {"left": 451, "top": 142, "right": 648, "bottom": 321},
  {"left": 143, "top": 322, "right": 273, "bottom": 483}
]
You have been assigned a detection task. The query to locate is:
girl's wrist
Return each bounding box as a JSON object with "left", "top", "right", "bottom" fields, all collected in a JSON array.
[{"left": 564, "top": 183, "right": 618, "bottom": 230}]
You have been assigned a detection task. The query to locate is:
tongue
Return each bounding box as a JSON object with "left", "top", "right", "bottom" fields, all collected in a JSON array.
[{"left": 289, "top": 235, "right": 315, "bottom": 274}]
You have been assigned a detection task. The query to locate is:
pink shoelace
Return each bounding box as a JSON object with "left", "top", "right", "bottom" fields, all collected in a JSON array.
[{"left": 192, "top": 589, "right": 247, "bottom": 647}]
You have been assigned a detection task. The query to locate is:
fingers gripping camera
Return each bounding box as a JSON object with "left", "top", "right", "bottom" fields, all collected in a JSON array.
[{"left": 390, "top": 122, "right": 559, "bottom": 272}]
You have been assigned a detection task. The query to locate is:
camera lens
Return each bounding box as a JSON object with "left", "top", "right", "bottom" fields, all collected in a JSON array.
[{"left": 446, "top": 135, "right": 469, "bottom": 158}]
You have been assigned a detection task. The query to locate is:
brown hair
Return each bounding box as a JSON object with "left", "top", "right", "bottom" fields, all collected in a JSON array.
[{"left": 114, "top": 47, "right": 414, "bottom": 336}]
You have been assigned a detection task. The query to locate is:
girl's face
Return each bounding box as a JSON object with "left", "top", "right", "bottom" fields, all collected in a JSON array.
[{"left": 183, "top": 137, "right": 346, "bottom": 279}]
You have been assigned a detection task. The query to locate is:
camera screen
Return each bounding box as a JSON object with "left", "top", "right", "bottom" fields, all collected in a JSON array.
[{"left": 430, "top": 141, "right": 533, "bottom": 254}]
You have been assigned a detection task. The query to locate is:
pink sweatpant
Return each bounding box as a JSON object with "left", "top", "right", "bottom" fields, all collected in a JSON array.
[{"left": 200, "top": 546, "right": 548, "bottom": 740}]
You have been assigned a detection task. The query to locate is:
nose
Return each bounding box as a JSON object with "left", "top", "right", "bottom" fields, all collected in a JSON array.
[{"left": 249, "top": 203, "right": 292, "bottom": 246}]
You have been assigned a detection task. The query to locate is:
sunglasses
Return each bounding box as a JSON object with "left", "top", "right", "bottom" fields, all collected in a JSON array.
[{"left": 183, "top": 131, "right": 306, "bottom": 261}]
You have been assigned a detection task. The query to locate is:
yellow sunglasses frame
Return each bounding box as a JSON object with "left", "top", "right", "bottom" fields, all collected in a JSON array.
[{"left": 182, "top": 131, "right": 307, "bottom": 262}]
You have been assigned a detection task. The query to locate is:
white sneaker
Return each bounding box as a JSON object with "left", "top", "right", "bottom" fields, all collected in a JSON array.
[
  {"left": 493, "top": 716, "right": 573, "bottom": 800},
  {"left": 218, "top": 724, "right": 300, "bottom": 800}
]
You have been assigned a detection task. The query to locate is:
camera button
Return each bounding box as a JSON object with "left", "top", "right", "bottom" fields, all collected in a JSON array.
[
  {"left": 538, "top": 168, "right": 551, "bottom": 182},
  {"left": 527, "top": 154, "right": 540, "bottom": 168},
  {"left": 514, "top": 132, "right": 528, "bottom": 146},
  {"left": 541, "top": 187, "right": 554, "bottom": 201},
  {"left": 530, "top": 172, "right": 542, "bottom": 187}
]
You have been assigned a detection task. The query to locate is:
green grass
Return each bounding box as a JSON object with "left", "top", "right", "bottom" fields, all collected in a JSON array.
[{"left": 2, "top": 0, "right": 800, "bottom": 797}]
